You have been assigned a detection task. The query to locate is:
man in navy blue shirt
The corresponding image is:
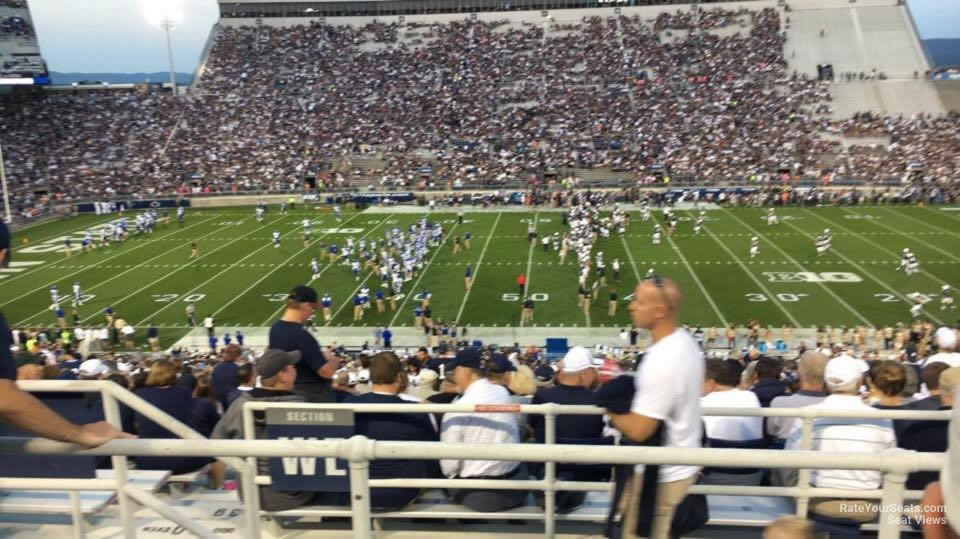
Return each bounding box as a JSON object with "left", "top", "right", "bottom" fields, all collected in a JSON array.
[
  {"left": 269, "top": 285, "right": 339, "bottom": 402},
  {"left": 529, "top": 346, "right": 608, "bottom": 511},
  {"left": 382, "top": 327, "right": 393, "bottom": 349},
  {"left": 345, "top": 352, "right": 437, "bottom": 510}
]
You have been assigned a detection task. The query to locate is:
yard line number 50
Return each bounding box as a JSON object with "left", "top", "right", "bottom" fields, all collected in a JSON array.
[{"left": 502, "top": 293, "right": 550, "bottom": 302}]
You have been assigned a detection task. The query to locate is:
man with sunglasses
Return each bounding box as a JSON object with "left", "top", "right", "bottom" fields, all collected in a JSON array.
[{"left": 608, "top": 275, "right": 704, "bottom": 539}]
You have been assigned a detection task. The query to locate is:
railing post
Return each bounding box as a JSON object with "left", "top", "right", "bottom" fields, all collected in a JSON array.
[
  {"left": 878, "top": 466, "right": 908, "bottom": 539},
  {"left": 69, "top": 491, "right": 84, "bottom": 539},
  {"left": 795, "top": 415, "right": 813, "bottom": 518},
  {"left": 101, "top": 388, "right": 135, "bottom": 538},
  {"left": 241, "top": 403, "right": 262, "bottom": 539},
  {"left": 544, "top": 402, "right": 557, "bottom": 539},
  {"left": 347, "top": 437, "right": 373, "bottom": 539}
]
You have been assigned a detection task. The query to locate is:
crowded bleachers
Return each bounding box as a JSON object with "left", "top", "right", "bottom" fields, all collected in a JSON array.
[
  {"left": 0, "top": 4, "right": 958, "bottom": 211},
  {"left": 5, "top": 316, "right": 956, "bottom": 536}
]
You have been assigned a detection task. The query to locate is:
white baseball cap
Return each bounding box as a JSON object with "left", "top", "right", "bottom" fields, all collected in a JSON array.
[
  {"left": 561, "top": 346, "right": 596, "bottom": 373},
  {"left": 79, "top": 359, "right": 109, "bottom": 377},
  {"left": 936, "top": 327, "right": 957, "bottom": 350},
  {"left": 825, "top": 357, "right": 867, "bottom": 386}
]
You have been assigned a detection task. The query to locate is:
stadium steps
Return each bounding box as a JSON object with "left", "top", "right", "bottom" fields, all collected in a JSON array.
[
  {"left": 785, "top": 1, "right": 930, "bottom": 80},
  {"left": 830, "top": 80, "right": 945, "bottom": 118}
]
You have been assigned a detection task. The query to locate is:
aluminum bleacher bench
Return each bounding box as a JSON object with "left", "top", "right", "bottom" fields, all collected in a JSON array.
[
  {"left": 0, "top": 469, "right": 171, "bottom": 516},
  {"left": 264, "top": 489, "right": 612, "bottom": 528}
]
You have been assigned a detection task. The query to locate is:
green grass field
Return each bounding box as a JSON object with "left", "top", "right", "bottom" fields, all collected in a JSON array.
[{"left": 2, "top": 204, "right": 959, "bottom": 348}]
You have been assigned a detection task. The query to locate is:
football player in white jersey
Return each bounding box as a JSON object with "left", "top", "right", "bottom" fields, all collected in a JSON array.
[
  {"left": 256, "top": 206, "right": 265, "bottom": 222},
  {"left": 272, "top": 230, "right": 281, "bottom": 248},
  {"left": 766, "top": 208, "right": 778, "bottom": 226},
  {"left": 310, "top": 257, "right": 321, "bottom": 281},
  {"left": 749, "top": 236, "right": 759, "bottom": 258},
  {"left": 815, "top": 233, "right": 829, "bottom": 256},
  {"left": 910, "top": 296, "right": 924, "bottom": 318},
  {"left": 72, "top": 282, "right": 84, "bottom": 306},
  {"left": 652, "top": 224, "right": 661, "bottom": 245},
  {"left": 49, "top": 285, "right": 61, "bottom": 310},
  {"left": 941, "top": 285, "right": 955, "bottom": 311}
]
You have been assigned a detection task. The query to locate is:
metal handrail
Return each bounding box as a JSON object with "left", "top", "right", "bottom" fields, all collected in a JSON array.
[
  {"left": 4, "top": 381, "right": 951, "bottom": 539},
  {"left": 239, "top": 399, "right": 948, "bottom": 539},
  {"left": 13, "top": 380, "right": 250, "bottom": 539}
]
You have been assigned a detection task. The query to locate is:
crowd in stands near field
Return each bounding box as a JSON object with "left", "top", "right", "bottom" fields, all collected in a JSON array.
[
  {"left": 1, "top": 7, "right": 960, "bottom": 213},
  {"left": 7, "top": 310, "right": 959, "bottom": 524}
]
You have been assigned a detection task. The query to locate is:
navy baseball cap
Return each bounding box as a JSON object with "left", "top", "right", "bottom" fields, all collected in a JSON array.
[
  {"left": 445, "top": 347, "right": 483, "bottom": 371},
  {"left": 488, "top": 353, "right": 516, "bottom": 373},
  {"left": 288, "top": 285, "right": 318, "bottom": 304}
]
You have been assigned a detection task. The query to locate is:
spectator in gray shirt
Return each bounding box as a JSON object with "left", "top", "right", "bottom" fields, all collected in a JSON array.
[{"left": 766, "top": 351, "right": 828, "bottom": 440}]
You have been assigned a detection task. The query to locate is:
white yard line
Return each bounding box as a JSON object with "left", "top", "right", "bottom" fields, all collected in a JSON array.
[
  {"left": 134, "top": 215, "right": 326, "bottom": 326},
  {"left": 789, "top": 211, "right": 944, "bottom": 325},
  {"left": 618, "top": 234, "right": 644, "bottom": 283},
  {"left": 655, "top": 213, "right": 728, "bottom": 327},
  {"left": 388, "top": 221, "right": 461, "bottom": 328},
  {"left": 519, "top": 212, "right": 539, "bottom": 327},
  {"left": 71, "top": 215, "right": 282, "bottom": 325},
  {"left": 288, "top": 212, "right": 398, "bottom": 327},
  {"left": 455, "top": 212, "right": 502, "bottom": 325},
  {"left": 871, "top": 207, "right": 960, "bottom": 263},
  {"left": 700, "top": 218, "right": 802, "bottom": 327},
  {"left": 927, "top": 206, "right": 960, "bottom": 222},
  {"left": 722, "top": 208, "right": 872, "bottom": 327},
  {"left": 234, "top": 212, "right": 376, "bottom": 326},
  {"left": 2, "top": 215, "right": 219, "bottom": 311},
  {"left": 9, "top": 214, "right": 120, "bottom": 253},
  {"left": 822, "top": 208, "right": 958, "bottom": 293}
]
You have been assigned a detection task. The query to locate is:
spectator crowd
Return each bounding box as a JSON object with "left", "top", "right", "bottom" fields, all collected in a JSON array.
[{"left": 1, "top": 7, "right": 959, "bottom": 211}]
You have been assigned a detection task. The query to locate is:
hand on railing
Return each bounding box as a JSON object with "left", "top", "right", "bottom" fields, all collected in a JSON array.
[{"left": 76, "top": 421, "right": 136, "bottom": 448}]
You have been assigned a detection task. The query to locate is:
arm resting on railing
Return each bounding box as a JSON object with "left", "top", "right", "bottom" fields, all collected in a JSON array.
[{"left": 0, "top": 379, "right": 132, "bottom": 448}]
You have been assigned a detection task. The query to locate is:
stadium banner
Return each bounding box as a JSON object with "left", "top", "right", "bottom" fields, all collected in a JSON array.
[
  {"left": 264, "top": 408, "right": 353, "bottom": 492},
  {"left": 75, "top": 199, "right": 190, "bottom": 213},
  {"left": 666, "top": 187, "right": 759, "bottom": 198},
  {"left": 331, "top": 192, "right": 416, "bottom": 204}
]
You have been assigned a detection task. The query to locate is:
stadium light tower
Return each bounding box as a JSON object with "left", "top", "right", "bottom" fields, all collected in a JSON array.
[{"left": 144, "top": 0, "right": 184, "bottom": 97}]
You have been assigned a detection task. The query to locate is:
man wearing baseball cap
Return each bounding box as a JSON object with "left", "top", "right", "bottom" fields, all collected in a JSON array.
[
  {"left": 529, "top": 346, "right": 606, "bottom": 511},
  {"left": 785, "top": 357, "right": 895, "bottom": 523},
  {"left": 439, "top": 347, "right": 528, "bottom": 512},
  {"left": 922, "top": 327, "right": 960, "bottom": 368},
  {"left": 213, "top": 349, "right": 326, "bottom": 511},
  {"left": 269, "top": 285, "right": 339, "bottom": 402}
]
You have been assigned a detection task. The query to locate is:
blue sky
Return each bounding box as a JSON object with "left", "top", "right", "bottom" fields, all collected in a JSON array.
[{"left": 25, "top": 0, "right": 960, "bottom": 73}]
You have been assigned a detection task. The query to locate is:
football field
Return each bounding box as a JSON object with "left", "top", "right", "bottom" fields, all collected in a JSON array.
[{"left": 2, "top": 204, "right": 959, "bottom": 349}]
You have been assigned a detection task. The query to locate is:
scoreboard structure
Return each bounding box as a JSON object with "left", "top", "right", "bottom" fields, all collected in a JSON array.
[{"left": 0, "top": 0, "right": 48, "bottom": 85}]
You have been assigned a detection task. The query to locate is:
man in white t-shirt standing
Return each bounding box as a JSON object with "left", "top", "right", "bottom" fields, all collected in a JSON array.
[{"left": 608, "top": 276, "right": 703, "bottom": 539}]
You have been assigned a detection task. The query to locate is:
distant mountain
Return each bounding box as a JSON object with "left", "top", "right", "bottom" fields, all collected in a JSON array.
[
  {"left": 923, "top": 39, "right": 960, "bottom": 67},
  {"left": 48, "top": 71, "right": 193, "bottom": 85}
]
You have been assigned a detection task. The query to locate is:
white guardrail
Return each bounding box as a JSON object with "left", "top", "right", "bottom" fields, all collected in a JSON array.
[{"left": 5, "top": 380, "right": 950, "bottom": 539}]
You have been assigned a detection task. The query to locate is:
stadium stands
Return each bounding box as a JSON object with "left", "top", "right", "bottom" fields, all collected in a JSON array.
[{"left": 0, "top": 0, "right": 957, "bottom": 215}]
